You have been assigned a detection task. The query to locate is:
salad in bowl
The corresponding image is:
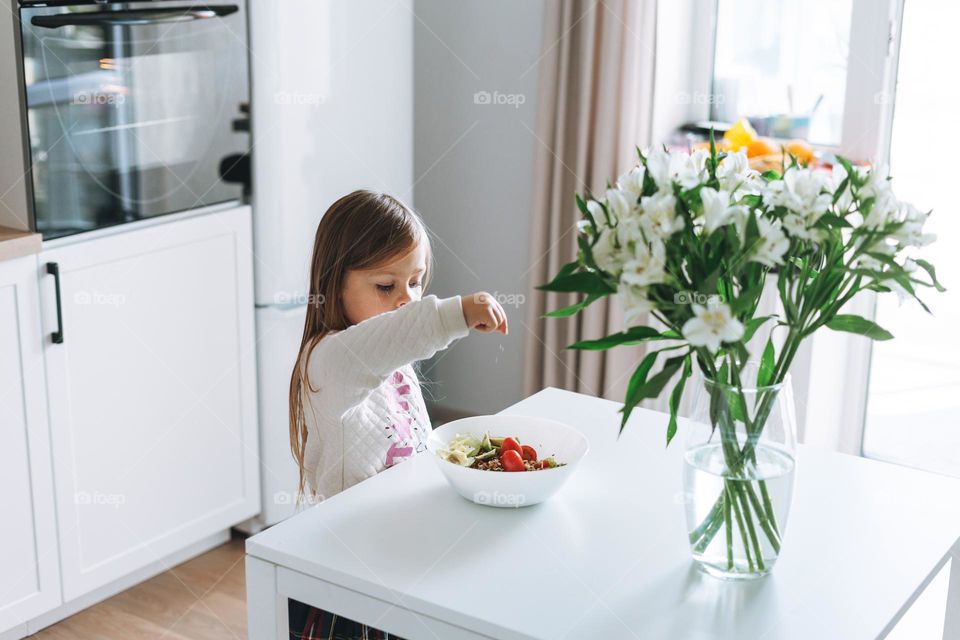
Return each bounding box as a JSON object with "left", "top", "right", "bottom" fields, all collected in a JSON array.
[{"left": 426, "top": 414, "right": 589, "bottom": 507}]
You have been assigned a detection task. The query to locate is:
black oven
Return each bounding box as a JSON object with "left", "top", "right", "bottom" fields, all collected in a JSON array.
[{"left": 18, "top": 1, "right": 249, "bottom": 239}]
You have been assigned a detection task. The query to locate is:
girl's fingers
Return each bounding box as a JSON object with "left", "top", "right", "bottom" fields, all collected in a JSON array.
[
  {"left": 485, "top": 308, "right": 499, "bottom": 332},
  {"left": 489, "top": 300, "right": 508, "bottom": 335},
  {"left": 494, "top": 303, "right": 508, "bottom": 335},
  {"left": 468, "top": 295, "right": 509, "bottom": 335},
  {"left": 473, "top": 309, "right": 496, "bottom": 332}
]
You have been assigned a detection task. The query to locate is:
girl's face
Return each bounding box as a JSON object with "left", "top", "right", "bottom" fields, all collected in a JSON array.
[{"left": 341, "top": 242, "right": 427, "bottom": 325}]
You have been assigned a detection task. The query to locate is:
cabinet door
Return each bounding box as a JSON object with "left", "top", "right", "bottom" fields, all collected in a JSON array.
[
  {"left": 40, "top": 207, "right": 260, "bottom": 601},
  {"left": 0, "top": 255, "right": 61, "bottom": 632}
]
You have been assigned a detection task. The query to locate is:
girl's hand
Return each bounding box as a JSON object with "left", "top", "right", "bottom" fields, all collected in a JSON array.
[{"left": 462, "top": 292, "right": 508, "bottom": 335}]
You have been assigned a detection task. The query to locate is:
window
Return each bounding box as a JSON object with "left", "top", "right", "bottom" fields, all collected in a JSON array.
[
  {"left": 862, "top": 0, "right": 960, "bottom": 477},
  {"left": 712, "top": 0, "right": 854, "bottom": 146}
]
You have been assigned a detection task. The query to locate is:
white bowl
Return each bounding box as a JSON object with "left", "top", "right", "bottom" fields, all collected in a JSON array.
[{"left": 426, "top": 414, "right": 589, "bottom": 508}]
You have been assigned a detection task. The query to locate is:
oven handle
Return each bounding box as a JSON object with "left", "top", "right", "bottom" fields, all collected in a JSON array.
[{"left": 31, "top": 5, "right": 238, "bottom": 29}]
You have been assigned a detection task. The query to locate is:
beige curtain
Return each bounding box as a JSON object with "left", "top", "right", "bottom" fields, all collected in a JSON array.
[{"left": 523, "top": 0, "right": 662, "bottom": 406}]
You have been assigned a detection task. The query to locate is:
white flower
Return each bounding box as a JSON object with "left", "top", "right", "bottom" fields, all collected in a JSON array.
[
  {"left": 619, "top": 283, "right": 653, "bottom": 327},
  {"left": 853, "top": 236, "right": 896, "bottom": 270},
  {"left": 699, "top": 187, "right": 746, "bottom": 235},
  {"left": 620, "top": 240, "right": 667, "bottom": 287},
  {"left": 763, "top": 167, "right": 832, "bottom": 223},
  {"left": 587, "top": 199, "right": 605, "bottom": 223},
  {"left": 890, "top": 202, "right": 936, "bottom": 248},
  {"left": 751, "top": 217, "right": 790, "bottom": 267},
  {"left": 860, "top": 164, "right": 893, "bottom": 203},
  {"left": 730, "top": 206, "right": 751, "bottom": 240},
  {"left": 682, "top": 301, "right": 744, "bottom": 351},
  {"left": 645, "top": 148, "right": 672, "bottom": 189},
  {"left": 765, "top": 167, "right": 833, "bottom": 242},
  {"left": 617, "top": 165, "right": 646, "bottom": 197},
  {"left": 862, "top": 191, "right": 898, "bottom": 230},
  {"left": 888, "top": 258, "right": 919, "bottom": 304},
  {"left": 640, "top": 191, "right": 685, "bottom": 238},
  {"left": 673, "top": 149, "right": 709, "bottom": 189},
  {"left": 645, "top": 148, "right": 707, "bottom": 190},
  {"left": 591, "top": 226, "right": 623, "bottom": 275},
  {"left": 615, "top": 215, "right": 646, "bottom": 248},
  {"left": 831, "top": 163, "right": 854, "bottom": 210},
  {"left": 781, "top": 212, "right": 827, "bottom": 242},
  {"left": 716, "top": 149, "right": 756, "bottom": 192},
  {"left": 605, "top": 188, "right": 636, "bottom": 222}
]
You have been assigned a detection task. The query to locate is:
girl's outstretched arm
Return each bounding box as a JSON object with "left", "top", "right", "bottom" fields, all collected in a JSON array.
[{"left": 307, "top": 294, "right": 469, "bottom": 409}]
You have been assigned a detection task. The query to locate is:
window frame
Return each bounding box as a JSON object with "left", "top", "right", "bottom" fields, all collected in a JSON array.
[{"left": 700, "top": 0, "right": 905, "bottom": 453}]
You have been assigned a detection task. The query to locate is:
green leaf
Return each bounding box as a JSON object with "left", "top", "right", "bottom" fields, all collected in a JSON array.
[
  {"left": 836, "top": 155, "right": 861, "bottom": 188},
  {"left": 618, "top": 350, "right": 662, "bottom": 437},
  {"left": 630, "top": 356, "right": 685, "bottom": 403},
  {"left": 568, "top": 326, "right": 678, "bottom": 350},
  {"left": 620, "top": 353, "right": 686, "bottom": 434},
  {"left": 826, "top": 314, "right": 894, "bottom": 340},
  {"left": 742, "top": 315, "right": 775, "bottom": 343},
  {"left": 777, "top": 270, "right": 797, "bottom": 324},
  {"left": 818, "top": 213, "right": 852, "bottom": 228},
  {"left": 550, "top": 260, "right": 578, "bottom": 282},
  {"left": 730, "top": 280, "right": 764, "bottom": 316},
  {"left": 543, "top": 293, "right": 601, "bottom": 318},
  {"left": 575, "top": 194, "right": 598, "bottom": 233},
  {"left": 832, "top": 173, "right": 850, "bottom": 205},
  {"left": 665, "top": 356, "right": 693, "bottom": 447},
  {"left": 708, "top": 129, "right": 718, "bottom": 183},
  {"left": 536, "top": 270, "right": 615, "bottom": 294},
  {"left": 913, "top": 258, "right": 947, "bottom": 292},
  {"left": 758, "top": 338, "right": 775, "bottom": 387},
  {"left": 577, "top": 233, "right": 599, "bottom": 272},
  {"left": 865, "top": 251, "right": 900, "bottom": 270}
]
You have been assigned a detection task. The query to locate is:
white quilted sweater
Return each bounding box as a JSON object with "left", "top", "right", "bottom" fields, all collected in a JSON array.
[{"left": 302, "top": 294, "right": 469, "bottom": 500}]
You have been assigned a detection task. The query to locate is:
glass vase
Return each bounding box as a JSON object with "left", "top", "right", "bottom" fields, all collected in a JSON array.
[{"left": 682, "top": 362, "right": 798, "bottom": 580}]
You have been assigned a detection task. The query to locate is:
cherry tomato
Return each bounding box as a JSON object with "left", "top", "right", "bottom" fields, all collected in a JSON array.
[
  {"left": 501, "top": 449, "right": 526, "bottom": 472},
  {"left": 520, "top": 444, "right": 537, "bottom": 461},
  {"left": 501, "top": 437, "right": 522, "bottom": 456}
]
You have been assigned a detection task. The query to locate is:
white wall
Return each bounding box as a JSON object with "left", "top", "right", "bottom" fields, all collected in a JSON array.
[{"left": 412, "top": 0, "right": 545, "bottom": 415}]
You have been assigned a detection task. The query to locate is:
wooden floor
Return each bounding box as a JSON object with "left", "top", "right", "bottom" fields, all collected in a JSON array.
[{"left": 30, "top": 532, "right": 248, "bottom": 640}]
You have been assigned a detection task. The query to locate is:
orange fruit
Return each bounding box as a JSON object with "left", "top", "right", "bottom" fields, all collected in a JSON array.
[
  {"left": 746, "top": 138, "right": 777, "bottom": 158},
  {"left": 784, "top": 139, "right": 814, "bottom": 165}
]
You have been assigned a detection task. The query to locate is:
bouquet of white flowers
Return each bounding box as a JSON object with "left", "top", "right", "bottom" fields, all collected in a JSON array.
[{"left": 539, "top": 136, "right": 944, "bottom": 577}]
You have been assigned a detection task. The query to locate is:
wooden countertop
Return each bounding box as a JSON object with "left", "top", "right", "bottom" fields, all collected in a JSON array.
[{"left": 0, "top": 226, "right": 41, "bottom": 263}]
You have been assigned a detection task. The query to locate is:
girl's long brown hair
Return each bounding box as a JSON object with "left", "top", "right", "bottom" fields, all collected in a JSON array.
[{"left": 289, "top": 190, "right": 432, "bottom": 505}]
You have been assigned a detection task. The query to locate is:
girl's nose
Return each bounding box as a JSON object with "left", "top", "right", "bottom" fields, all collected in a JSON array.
[{"left": 395, "top": 288, "right": 413, "bottom": 308}]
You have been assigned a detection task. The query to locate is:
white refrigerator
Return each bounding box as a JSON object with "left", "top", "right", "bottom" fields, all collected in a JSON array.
[{"left": 239, "top": 0, "right": 413, "bottom": 532}]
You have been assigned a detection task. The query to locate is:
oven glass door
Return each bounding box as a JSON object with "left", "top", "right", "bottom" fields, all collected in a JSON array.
[{"left": 20, "top": 1, "right": 249, "bottom": 238}]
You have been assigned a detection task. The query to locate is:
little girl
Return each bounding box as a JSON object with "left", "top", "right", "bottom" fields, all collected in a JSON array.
[{"left": 286, "top": 190, "right": 507, "bottom": 640}]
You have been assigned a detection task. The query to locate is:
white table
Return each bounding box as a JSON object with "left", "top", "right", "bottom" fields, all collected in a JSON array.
[{"left": 245, "top": 387, "right": 960, "bottom": 639}]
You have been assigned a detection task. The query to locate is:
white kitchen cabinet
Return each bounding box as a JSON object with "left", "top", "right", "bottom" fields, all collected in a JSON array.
[
  {"left": 0, "top": 254, "right": 61, "bottom": 633},
  {"left": 39, "top": 206, "right": 260, "bottom": 601}
]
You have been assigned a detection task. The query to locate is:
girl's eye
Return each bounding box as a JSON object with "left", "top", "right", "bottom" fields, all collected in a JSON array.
[
  {"left": 376, "top": 284, "right": 394, "bottom": 292},
  {"left": 410, "top": 281, "right": 422, "bottom": 288}
]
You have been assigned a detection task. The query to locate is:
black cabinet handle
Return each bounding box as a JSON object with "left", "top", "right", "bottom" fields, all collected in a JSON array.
[{"left": 46, "top": 262, "right": 64, "bottom": 344}]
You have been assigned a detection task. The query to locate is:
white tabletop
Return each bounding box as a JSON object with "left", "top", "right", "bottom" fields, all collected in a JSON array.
[{"left": 246, "top": 387, "right": 960, "bottom": 639}]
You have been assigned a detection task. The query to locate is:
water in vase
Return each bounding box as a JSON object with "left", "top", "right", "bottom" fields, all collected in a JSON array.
[{"left": 683, "top": 442, "right": 795, "bottom": 579}]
